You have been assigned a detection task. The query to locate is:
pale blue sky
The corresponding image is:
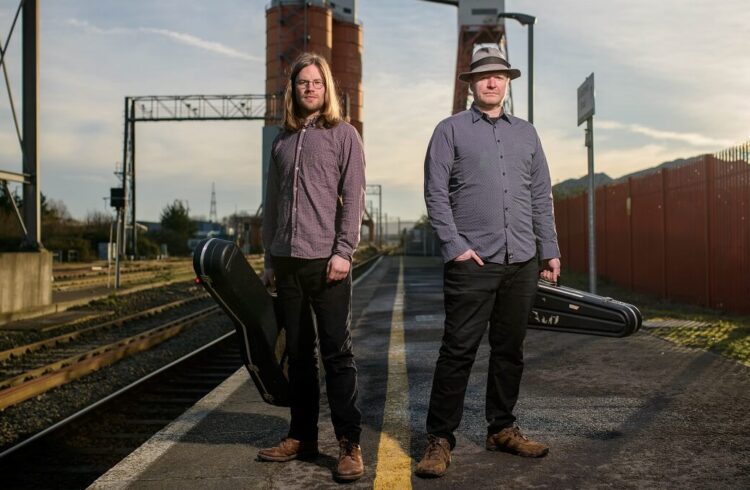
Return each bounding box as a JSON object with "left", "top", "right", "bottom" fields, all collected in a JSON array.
[{"left": 0, "top": 0, "right": 747, "bottom": 222}]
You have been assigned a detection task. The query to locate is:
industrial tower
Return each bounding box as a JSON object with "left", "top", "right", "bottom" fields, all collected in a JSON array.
[{"left": 423, "top": 0, "right": 513, "bottom": 114}]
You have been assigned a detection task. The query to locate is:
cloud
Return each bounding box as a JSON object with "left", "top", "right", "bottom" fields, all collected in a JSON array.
[
  {"left": 65, "top": 18, "right": 260, "bottom": 63},
  {"left": 141, "top": 28, "right": 261, "bottom": 62},
  {"left": 598, "top": 120, "right": 734, "bottom": 148}
]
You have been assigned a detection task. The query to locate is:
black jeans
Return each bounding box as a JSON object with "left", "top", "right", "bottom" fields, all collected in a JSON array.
[
  {"left": 272, "top": 256, "right": 362, "bottom": 444},
  {"left": 425, "top": 257, "right": 538, "bottom": 448}
]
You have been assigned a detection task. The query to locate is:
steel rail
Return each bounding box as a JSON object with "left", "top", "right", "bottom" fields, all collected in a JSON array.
[
  {"left": 0, "top": 296, "right": 207, "bottom": 363},
  {"left": 0, "top": 330, "right": 236, "bottom": 460},
  {"left": 52, "top": 262, "right": 191, "bottom": 281},
  {"left": 0, "top": 306, "right": 220, "bottom": 410},
  {"left": 53, "top": 267, "right": 194, "bottom": 291}
]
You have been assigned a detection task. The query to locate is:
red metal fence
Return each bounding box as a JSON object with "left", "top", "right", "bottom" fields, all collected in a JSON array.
[{"left": 554, "top": 142, "right": 750, "bottom": 314}]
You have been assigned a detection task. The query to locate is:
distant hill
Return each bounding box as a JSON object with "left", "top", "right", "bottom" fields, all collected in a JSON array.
[
  {"left": 552, "top": 173, "right": 612, "bottom": 198},
  {"left": 552, "top": 155, "right": 704, "bottom": 198},
  {"left": 616, "top": 156, "right": 703, "bottom": 181}
]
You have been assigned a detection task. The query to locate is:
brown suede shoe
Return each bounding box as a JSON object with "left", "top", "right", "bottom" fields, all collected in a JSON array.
[
  {"left": 257, "top": 438, "right": 318, "bottom": 462},
  {"left": 415, "top": 435, "right": 451, "bottom": 478},
  {"left": 335, "top": 438, "right": 364, "bottom": 482},
  {"left": 486, "top": 425, "right": 549, "bottom": 458}
]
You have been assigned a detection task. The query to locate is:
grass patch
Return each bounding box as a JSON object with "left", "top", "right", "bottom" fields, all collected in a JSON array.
[{"left": 561, "top": 271, "right": 750, "bottom": 366}]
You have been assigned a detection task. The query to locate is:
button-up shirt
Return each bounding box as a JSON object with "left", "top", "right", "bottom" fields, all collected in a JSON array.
[
  {"left": 263, "top": 119, "right": 366, "bottom": 268},
  {"left": 424, "top": 104, "right": 560, "bottom": 264}
]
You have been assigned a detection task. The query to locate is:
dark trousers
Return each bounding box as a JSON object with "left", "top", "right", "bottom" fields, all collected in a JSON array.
[
  {"left": 425, "top": 257, "right": 538, "bottom": 448},
  {"left": 272, "top": 256, "right": 362, "bottom": 444}
]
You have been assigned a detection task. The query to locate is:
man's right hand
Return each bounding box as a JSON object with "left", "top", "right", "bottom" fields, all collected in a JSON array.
[
  {"left": 261, "top": 268, "right": 276, "bottom": 290},
  {"left": 454, "top": 249, "right": 485, "bottom": 266}
]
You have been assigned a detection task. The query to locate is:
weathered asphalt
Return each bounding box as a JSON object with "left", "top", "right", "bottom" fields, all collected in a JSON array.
[{"left": 92, "top": 256, "right": 750, "bottom": 489}]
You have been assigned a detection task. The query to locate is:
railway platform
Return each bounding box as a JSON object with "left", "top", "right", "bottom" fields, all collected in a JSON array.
[{"left": 91, "top": 256, "right": 750, "bottom": 489}]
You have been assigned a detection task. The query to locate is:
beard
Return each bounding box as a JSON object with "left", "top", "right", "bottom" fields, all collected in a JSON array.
[{"left": 298, "top": 94, "right": 324, "bottom": 116}]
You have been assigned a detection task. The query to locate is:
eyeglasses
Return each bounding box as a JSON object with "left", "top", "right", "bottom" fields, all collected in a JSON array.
[{"left": 296, "top": 79, "right": 324, "bottom": 89}]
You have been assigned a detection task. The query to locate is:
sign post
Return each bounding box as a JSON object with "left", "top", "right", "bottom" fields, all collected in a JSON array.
[{"left": 577, "top": 73, "right": 596, "bottom": 294}]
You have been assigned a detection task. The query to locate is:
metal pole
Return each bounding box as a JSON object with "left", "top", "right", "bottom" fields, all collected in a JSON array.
[
  {"left": 114, "top": 207, "right": 122, "bottom": 288},
  {"left": 117, "top": 97, "right": 129, "bottom": 283},
  {"left": 378, "top": 186, "right": 383, "bottom": 248},
  {"left": 586, "top": 117, "right": 597, "bottom": 293},
  {"left": 21, "top": 0, "right": 40, "bottom": 249},
  {"left": 384, "top": 212, "right": 388, "bottom": 246},
  {"left": 129, "top": 99, "right": 137, "bottom": 258},
  {"left": 528, "top": 23, "right": 534, "bottom": 124}
]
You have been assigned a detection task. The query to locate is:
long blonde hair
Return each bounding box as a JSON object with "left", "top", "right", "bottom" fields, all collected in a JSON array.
[{"left": 283, "top": 52, "right": 342, "bottom": 132}]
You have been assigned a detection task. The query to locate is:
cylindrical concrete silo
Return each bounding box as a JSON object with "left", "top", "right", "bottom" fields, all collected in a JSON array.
[
  {"left": 265, "top": 0, "right": 333, "bottom": 122},
  {"left": 331, "top": 17, "right": 363, "bottom": 136}
]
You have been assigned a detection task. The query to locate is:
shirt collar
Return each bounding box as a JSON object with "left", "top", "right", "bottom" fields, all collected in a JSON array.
[
  {"left": 303, "top": 115, "right": 320, "bottom": 128},
  {"left": 470, "top": 104, "right": 513, "bottom": 125}
]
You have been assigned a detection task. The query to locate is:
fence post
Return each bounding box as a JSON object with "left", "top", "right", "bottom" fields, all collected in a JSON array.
[
  {"left": 628, "top": 177, "right": 634, "bottom": 290},
  {"left": 596, "top": 185, "right": 608, "bottom": 277},
  {"left": 661, "top": 168, "right": 668, "bottom": 298},
  {"left": 705, "top": 156, "right": 714, "bottom": 308}
]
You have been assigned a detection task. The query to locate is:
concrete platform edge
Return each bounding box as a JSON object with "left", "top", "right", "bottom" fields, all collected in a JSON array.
[{"left": 88, "top": 368, "right": 248, "bottom": 489}]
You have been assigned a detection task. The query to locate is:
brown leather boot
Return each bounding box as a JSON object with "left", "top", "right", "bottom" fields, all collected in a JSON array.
[
  {"left": 486, "top": 425, "right": 549, "bottom": 457},
  {"left": 257, "top": 438, "right": 318, "bottom": 462},
  {"left": 335, "top": 437, "right": 364, "bottom": 482},
  {"left": 415, "top": 435, "right": 451, "bottom": 478}
]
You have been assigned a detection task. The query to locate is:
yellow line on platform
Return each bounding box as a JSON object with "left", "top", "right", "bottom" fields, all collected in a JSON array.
[{"left": 374, "top": 257, "right": 412, "bottom": 489}]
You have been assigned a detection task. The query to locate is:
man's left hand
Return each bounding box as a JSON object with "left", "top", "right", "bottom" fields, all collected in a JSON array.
[
  {"left": 540, "top": 258, "right": 561, "bottom": 284},
  {"left": 327, "top": 254, "right": 351, "bottom": 282}
]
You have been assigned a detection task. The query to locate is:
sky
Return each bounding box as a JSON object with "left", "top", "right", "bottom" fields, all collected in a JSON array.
[{"left": 0, "top": 0, "right": 748, "bottom": 223}]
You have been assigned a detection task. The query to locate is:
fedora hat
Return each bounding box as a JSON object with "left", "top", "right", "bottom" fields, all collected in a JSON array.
[{"left": 458, "top": 46, "right": 521, "bottom": 82}]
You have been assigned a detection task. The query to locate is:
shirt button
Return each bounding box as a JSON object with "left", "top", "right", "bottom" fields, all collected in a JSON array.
[
  {"left": 497, "top": 139, "right": 500, "bottom": 142},
  {"left": 502, "top": 172, "right": 506, "bottom": 176},
  {"left": 500, "top": 155, "right": 504, "bottom": 158},
  {"left": 504, "top": 190, "right": 508, "bottom": 193}
]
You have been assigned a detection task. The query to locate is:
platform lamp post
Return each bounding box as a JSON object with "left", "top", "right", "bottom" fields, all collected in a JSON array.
[{"left": 497, "top": 12, "right": 536, "bottom": 124}]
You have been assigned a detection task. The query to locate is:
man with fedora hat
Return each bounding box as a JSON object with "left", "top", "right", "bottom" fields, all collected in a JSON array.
[{"left": 416, "top": 46, "right": 561, "bottom": 478}]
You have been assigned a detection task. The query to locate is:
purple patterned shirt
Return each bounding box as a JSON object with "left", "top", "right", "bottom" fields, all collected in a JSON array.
[{"left": 263, "top": 119, "right": 366, "bottom": 268}]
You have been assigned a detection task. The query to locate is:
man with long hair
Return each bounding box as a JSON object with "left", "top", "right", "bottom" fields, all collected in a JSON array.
[
  {"left": 259, "top": 52, "right": 366, "bottom": 482},
  {"left": 417, "top": 46, "right": 561, "bottom": 478}
]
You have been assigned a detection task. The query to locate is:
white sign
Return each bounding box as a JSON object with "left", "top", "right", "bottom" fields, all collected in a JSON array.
[{"left": 577, "top": 73, "right": 595, "bottom": 126}]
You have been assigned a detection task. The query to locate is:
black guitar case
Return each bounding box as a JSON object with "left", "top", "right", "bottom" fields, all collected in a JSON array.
[
  {"left": 193, "top": 238, "right": 291, "bottom": 406},
  {"left": 529, "top": 281, "right": 642, "bottom": 337}
]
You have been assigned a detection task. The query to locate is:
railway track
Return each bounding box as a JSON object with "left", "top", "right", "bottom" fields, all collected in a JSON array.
[
  {"left": 53, "top": 265, "right": 194, "bottom": 292},
  {"left": 0, "top": 297, "right": 217, "bottom": 410},
  {"left": 0, "top": 333, "right": 242, "bottom": 489}
]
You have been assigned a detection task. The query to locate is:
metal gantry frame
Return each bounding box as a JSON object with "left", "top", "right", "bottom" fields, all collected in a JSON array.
[
  {"left": 365, "top": 184, "right": 382, "bottom": 247},
  {"left": 116, "top": 94, "right": 277, "bottom": 285},
  {"left": 0, "top": 0, "right": 41, "bottom": 250}
]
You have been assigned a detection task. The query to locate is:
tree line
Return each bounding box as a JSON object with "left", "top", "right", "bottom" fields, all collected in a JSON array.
[{"left": 0, "top": 187, "right": 197, "bottom": 259}]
